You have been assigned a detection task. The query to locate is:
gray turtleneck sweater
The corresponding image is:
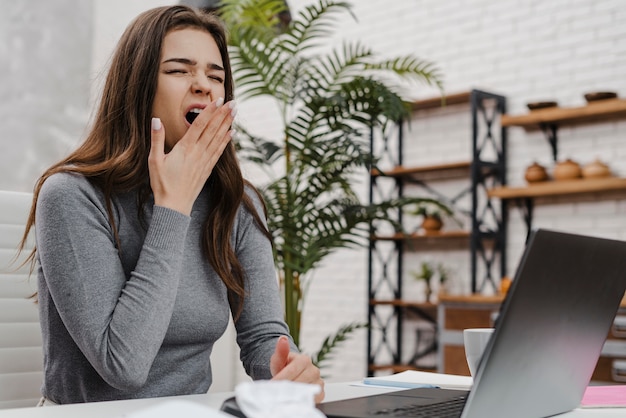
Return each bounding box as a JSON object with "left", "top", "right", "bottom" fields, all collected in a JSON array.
[{"left": 35, "top": 172, "right": 293, "bottom": 404}]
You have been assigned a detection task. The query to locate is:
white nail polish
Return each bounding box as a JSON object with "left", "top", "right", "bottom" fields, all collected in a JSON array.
[
  {"left": 151, "top": 117, "right": 161, "bottom": 130},
  {"left": 216, "top": 97, "right": 224, "bottom": 108},
  {"left": 230, "top": 129, "right": 237, "bottom": 138},
  {"left": 231, "top": 106, "right": 238, "bottom": 118},
  {"left": 228, "top": 100, "right": 236, "bottom": 109}
]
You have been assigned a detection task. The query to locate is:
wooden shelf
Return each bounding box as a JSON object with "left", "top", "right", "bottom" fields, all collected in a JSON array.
[
  {"left": 411, "top": 91, "right": 472, "bottom": 111},
  {"left": 370, "top": 299, "right": 438, "bottom": 309},
  {"left": 488, "top": 177, "right": 626, "bottom": 200},
  {"left": 438, "top": 293, "right": 505, "bottom": 304},
  {"left": 501, "top": 98, "right": 626, "bottom": 128},
  {"left": 372, "top": 161, "right": 471, "bottom": 179},
  {"left": 372, "top": 230, "right": 471, "bottom": 241}
]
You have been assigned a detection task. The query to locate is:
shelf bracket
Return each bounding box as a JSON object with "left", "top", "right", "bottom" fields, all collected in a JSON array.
[
  {"left": 512, "top": 197, "right": 534, "bottom": 239},
  {"left": 539, "top": 123, "right": 559, "bottom": 161}
]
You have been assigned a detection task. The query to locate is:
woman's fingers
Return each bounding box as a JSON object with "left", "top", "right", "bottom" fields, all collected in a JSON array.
[
  {"left": 182, "top": 97, "right": 228, "bottom": 146},
  {"left": 271, "top": 352, "right": 325, "bottom": 402},
  {"left": 195, "top": 100, "right": 236, "bottom": 155},
  {"left": 148, "top": 98, "right": 236, "bottom": 215},
  {"left": 270, "top": 336, "right": 292, "bottom": 377},
  {"left": 148, "top": 117, "right": 165, "bottom": 184},
  {"left": 148, "top": 118, "right": 164, "bottom": 160}
]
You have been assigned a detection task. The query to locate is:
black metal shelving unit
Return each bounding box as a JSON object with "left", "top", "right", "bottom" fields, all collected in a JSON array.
[{"left": 367, "top": 89, "right": 508, "bottom": 375}]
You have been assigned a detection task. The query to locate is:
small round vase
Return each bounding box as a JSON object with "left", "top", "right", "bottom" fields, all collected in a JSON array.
[
  {"left": 524, "top": 162, "right": 548, "bottom": 183},
  {"left": 553, "top": 159, "right": 582, "bottom": 181},
  {"left": 421, "top": 216, "right": 443, "bottom": 233},
  {"left": 582, "top": 159, "right": 611, "bottom": 179}
]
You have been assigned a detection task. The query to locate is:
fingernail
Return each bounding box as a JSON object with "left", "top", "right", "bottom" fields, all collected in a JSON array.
[
  {"left": 229, "top": 129, "right": 237, "bottom": 138},
  {"left": 151, "top": 117, "right": 161, "bottom": 130},
  {"left": 228, "top": 100, "right": 237, "bottom": 116},
  {"left": 216, "top": 97, "right": 224, "bottom": 108}
]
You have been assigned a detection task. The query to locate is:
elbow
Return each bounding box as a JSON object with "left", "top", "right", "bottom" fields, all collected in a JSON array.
[
  {"left": 102, "top": 368, "right": 149, "bottom": 392},
  {"left": 95, "top": 359, "right": 151, "bottom": 392},
  {"left": 106, "top": 370, "right": 149, "bottom": 392}
]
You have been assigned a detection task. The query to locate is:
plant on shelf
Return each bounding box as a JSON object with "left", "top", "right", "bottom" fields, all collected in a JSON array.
[
  {"left": 408, "top": 200, "right": 461, "bottom": 233},
  {"left": 411, "top": 261, "right": 449, "bottom": 302},
  {"left": 219, "top": 0, "right": 442, "bottom": 366}
]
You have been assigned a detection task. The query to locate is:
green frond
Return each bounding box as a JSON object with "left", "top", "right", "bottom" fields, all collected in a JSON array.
[
  {"left": 228, "top": 32, "right": 293, "bottom": 101},
  {"left": 233, "top": 124, "right": 283, "bottom": 167},
  {"left": 313, "top": 322, "right": 368, "bottom": 371},
  {"left": 365, "top": 55, "right": 444, "bottom": 90},
  {"left": 219, "top": 0, "right": 288, "bottom": 44},
  {"left": 281, "top": 0, "right": 354, "bottom": 54}
]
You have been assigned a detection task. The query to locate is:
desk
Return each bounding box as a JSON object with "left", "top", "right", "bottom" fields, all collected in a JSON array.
[{"left": 0, "top": 382, "right": 623, "bottom": 417}]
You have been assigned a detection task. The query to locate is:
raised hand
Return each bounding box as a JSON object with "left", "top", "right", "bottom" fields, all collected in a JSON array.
[
  {"left": 270, "top": 336, "right": 325, "bottom": 403},
  {"left": 148, "top": 97, "right": 236, "bottom": 215}
]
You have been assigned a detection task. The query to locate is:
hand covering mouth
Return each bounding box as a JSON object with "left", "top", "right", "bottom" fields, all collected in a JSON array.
[{"left": 185, "top": 108, "right": 202, "bottom": 124}]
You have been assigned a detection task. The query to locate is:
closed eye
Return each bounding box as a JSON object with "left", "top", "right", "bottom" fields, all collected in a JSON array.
[
  {"left": 208, "top": 75, "right": 224, "bottom": 83},
  {"left": 165, "top": 69, "right": 187, "bottom": 74}
]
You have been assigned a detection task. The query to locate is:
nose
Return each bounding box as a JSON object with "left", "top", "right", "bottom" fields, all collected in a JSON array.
[{"left": 191, "top": 74, "right": 211, "bottom": 96}]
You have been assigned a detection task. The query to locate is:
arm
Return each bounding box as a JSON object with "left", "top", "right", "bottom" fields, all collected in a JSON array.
[
  {"left": 36, "top": 173, "right": 190, "bottom": 390},
  {"left": 232, "top": 191, "right": 293, "bottom": 378},
  {"left": 231, "top": 191, "right": 324, "bottom": 401}
]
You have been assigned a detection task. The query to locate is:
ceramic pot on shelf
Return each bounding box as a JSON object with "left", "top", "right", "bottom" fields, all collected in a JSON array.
[
  {"left": 553, "top": 159, "right": 582, "bottom": 181},
  {"left": 524, "top": 162, "right": 548, "bottom": 183},
  {"left": 582, "top": 159, "right": 611, "bottom": 179},
  {"left": 421, "top": 216, "right": 443, "bottom": 233}
]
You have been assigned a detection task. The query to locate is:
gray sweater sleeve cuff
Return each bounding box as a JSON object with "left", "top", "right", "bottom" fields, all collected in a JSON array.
[{"left": 145, "top": 206, "right": 191, "bottom": 250}]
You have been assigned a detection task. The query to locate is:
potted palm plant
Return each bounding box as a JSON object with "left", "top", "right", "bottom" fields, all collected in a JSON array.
[
  {"left": 411, "top": 261, "right": 449, "bottom": 302},
  {"left": 220, "top": 0, "right": 443, "bottom": 360}
]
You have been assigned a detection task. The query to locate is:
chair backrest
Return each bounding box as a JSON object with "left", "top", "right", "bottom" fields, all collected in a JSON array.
[{"left": 0, "top": 191, "right": 42, "bottom": 409}]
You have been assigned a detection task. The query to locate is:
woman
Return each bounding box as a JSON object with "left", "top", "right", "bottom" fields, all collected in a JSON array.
[{"left": 21, "top": 5, "right": 323, "bottom": 404}]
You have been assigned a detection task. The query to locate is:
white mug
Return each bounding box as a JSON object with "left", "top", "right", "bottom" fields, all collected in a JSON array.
[{"left": 463, "top": 328, "right": 494, "bottom": 377}]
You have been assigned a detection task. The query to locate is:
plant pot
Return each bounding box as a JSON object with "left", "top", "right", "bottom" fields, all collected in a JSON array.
[
  {"left": 553, "top": 159, "right": 582, "bottom": 181},
  {"left": 524, "top": 161, "right": 548, "bottom": 183},
  {"left": 582, "top": 159, "right": 611, "bottom": 179},
  {"left": 421, "top": 216, "right": 443, "bottom": 233}
]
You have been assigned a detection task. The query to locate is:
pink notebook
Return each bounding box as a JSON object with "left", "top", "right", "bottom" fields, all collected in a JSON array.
[{"left": 581, "top": 386, "right": 626, "bottom": 408}]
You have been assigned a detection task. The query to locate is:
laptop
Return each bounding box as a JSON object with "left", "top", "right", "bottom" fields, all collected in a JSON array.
[{"left": 316, "top": 229, "right": 626, "bottom": 418}]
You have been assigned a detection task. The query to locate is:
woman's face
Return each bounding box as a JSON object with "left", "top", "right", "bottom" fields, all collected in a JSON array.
[{"left": 152, "top": 28, "right": 226, "bottom": 151}]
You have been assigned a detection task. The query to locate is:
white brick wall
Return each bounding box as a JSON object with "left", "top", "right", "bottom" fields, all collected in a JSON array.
[{"left": 236, "top": 0, "right": 626, "bottom": 383}]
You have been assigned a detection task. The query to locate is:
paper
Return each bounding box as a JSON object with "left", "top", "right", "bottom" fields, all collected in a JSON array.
[
  {"left": 122, "top": 399, "right": 231, "bottom": 417},
  {"left": 363, "top": 370, "right": 473, "bottom": 390},
  {"left": 580, "top": 385, "right": 626, "bottom": 408},
  {"left": 235, "top": 380, "right": 325, "bottom": 418}
]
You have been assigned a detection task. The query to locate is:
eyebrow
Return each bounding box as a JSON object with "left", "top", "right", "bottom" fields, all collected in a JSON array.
[{"left": 162, "top": 57, "right": 224, "bottom": 72}]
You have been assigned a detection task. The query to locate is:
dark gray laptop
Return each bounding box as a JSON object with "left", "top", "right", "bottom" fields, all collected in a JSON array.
[{"left": 317, "top": 229, "right": 626, "bottom": 418}]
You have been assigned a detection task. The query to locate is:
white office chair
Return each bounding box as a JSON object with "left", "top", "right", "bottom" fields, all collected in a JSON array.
[{"left": 0, "top": 191, "right": 42, "bottom": 409}]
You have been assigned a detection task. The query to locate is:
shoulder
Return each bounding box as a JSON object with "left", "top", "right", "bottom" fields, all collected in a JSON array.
[
  {"left": 40, "top": 172, "right": 96, "bottom": 195},
  {"left": 240, "top": 183, "right": 268, "bottom": 224},
  {"left": 38, "top": 172, "right": 106, "bottom": 215},
  {"left": 232, "top": 183, "right": 269, "bottom": 240},
  {"left": 244, "top": 183, "right": 265, "bottom": 212}
]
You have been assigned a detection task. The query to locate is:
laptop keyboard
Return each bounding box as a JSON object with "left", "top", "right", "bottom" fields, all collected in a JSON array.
[{"left": 371, "top": 394, "right": 468, "bottom": 417}]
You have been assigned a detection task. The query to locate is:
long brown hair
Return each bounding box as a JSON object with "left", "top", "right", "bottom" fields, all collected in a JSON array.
[{"left": 20, "top": 5, "right": 270, "bottom": 320}]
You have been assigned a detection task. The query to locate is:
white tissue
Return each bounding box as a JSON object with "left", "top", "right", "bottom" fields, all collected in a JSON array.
[{"left": 235, "top": 380, "right": 325, "bottom": 418}]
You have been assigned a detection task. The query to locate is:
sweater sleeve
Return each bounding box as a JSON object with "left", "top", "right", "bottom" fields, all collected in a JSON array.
[
  {"left": 232, "top": 189, "right": 297, "bottom": 380},
  {"left": 36, "top": 173, "right": 190, "bottom": 390}
]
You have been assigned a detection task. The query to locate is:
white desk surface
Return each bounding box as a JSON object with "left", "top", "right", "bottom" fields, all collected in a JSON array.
[{"left": 0, "top": 382, "right": 623, "bottom": 417}]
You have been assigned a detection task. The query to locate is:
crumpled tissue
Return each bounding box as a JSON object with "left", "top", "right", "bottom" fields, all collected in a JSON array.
[{"left": 235, "top": 380, "right": 325, "bottom": 418}]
